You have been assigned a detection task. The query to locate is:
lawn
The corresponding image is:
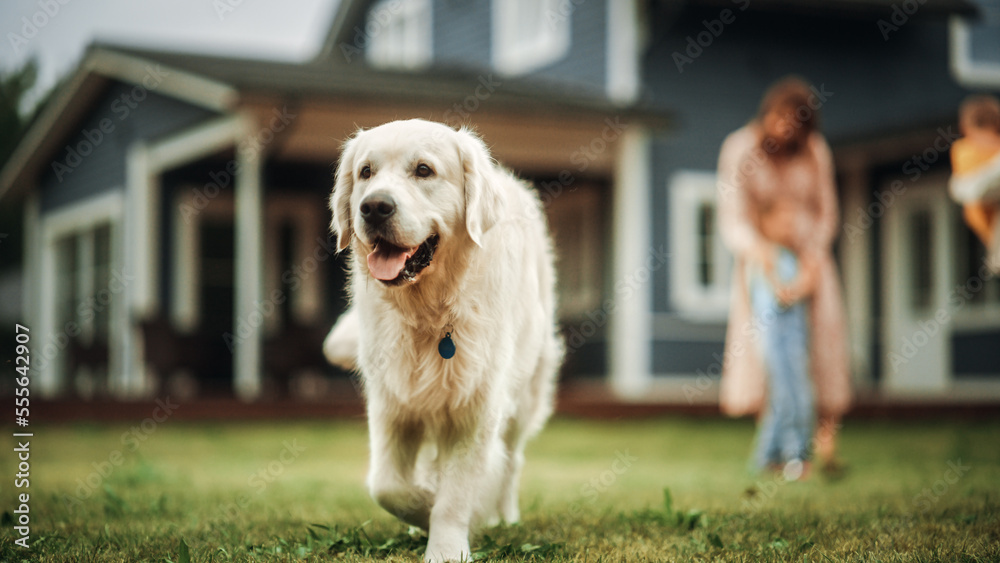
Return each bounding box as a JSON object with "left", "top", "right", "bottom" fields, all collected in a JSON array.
[{"left": 1, "top": 415, "right": 998, "bottom": 562}]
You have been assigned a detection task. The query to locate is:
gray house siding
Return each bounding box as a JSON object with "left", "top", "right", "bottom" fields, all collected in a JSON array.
[
  {"left": 370, "top": 0, "right": 607, "bottom": 94},
  {"left": 645, "top": 11, "right": 969, "bottom": 143},
  {"left": 432, "top": 0, "right": 491, "bottom": 70},
  {"left": 39, "top": 81, "right": 218, "bottom": 213},
  {"left": 643, "top": 7, "right": 973, "bottom": 375},
  {"left": 524, "top": 0, "right": 606, "bottom": 94}
]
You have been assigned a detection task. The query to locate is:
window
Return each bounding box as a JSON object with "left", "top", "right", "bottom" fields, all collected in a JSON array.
[
  {"left": 669, "top": 171, "right": 731, "bottom": 319},
  {"left": 38, "top": 192, "right": 123, "bottom": 397},
  {"left": 909, "top": 209, "right": 934, "bottom": 310},
  {"left": 54, "top": 222, "right": 115, "bottom": 397},
  {"left": 366, "top": 0, "right": 432, "bottom": 70},
  {"left": 493, "top": 0, "right": 571, "bottom": 75}
]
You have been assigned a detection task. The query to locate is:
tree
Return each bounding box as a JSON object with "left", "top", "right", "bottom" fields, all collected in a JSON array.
[{"left": 0, "top": 59, "right": 39, "bottom": 170}]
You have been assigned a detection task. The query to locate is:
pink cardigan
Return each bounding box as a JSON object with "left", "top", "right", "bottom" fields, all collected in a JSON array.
[{"left": 716, "top": 125, "right": 852, "bottom": 417}]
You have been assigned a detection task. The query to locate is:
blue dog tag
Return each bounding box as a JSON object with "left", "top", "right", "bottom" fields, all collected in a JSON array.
[{"left": 438, "top": 332, "right": 456, "bottom": 359}]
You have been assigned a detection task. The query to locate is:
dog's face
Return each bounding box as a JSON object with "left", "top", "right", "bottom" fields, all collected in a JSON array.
[{"left": 330, "top": 119, "right": 500, "bottom": 286}]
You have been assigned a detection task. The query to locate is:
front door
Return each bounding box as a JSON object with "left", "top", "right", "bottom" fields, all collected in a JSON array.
[{"left": 880, "top": 174, "right": 953, "bottom": 394}]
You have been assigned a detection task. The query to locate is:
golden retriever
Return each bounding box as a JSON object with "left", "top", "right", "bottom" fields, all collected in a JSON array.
[{"left": 328, "top": 119, "right": 563, "bottom": 562}]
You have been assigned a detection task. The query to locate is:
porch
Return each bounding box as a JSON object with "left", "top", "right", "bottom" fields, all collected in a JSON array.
[{"left": 29, "top": 92, "right": 650, "bottom": 401}]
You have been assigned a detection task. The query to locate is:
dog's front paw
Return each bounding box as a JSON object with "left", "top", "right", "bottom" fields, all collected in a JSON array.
[
  {"left": 424, "top": 532, "right": 470, "bottom": 562},
  {"left": 423, "top": 545, "right": 469, "bottom": 562},
  {"left": 500, "top": 505, "right": 520, "bottom": 525}
]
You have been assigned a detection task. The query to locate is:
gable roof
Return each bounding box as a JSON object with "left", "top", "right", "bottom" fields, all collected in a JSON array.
[
  {"left": 104, "top": 43, "right": 662, "bottom": 115},
  {"left": 0, "top": 46, "right": 241, "bottom": 201},
  {"left": 312, "top": 0, "right": 375, "bottom": 63}
]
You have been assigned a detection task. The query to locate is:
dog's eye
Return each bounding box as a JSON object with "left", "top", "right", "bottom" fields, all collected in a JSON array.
[
  {"left": 360, "top": 165, "right": 372, "bottom": 180},
  {"left": 415, "top": 164, "right": 434, "bottom": 178}
]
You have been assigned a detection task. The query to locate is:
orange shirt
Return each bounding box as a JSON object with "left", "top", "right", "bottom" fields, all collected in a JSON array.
[{"left": 951, "top": 137, "right": 1000, "bottom": 176}]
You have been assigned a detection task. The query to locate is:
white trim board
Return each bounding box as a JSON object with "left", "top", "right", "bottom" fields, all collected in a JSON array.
[
  {"left": 949, "top": 16, "right": 1000, "bottom": 89},
  {"left": 41, "top": 191, "right": 124, "bottom": 241},
  {"left": 86, "top": 48, "right": 238, "bottom": 113},
  {"left": 606, "top": 0, "right": 641, "bottom": 104}
]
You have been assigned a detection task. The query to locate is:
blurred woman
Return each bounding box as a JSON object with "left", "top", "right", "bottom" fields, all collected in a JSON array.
[{"left": 716, "top": 77, "right": 852, "bottom": 476}]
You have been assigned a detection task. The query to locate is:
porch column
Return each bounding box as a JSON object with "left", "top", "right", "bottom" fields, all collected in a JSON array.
[
  {"left": 839, "top": 158, "right": 874, "bottom": 390},
  {"left": 22, "top": 194, "right": 56, "bottom": 396},
  {"left": 234, "top": 123, "right": 264, "bottom": 400},
  {"left": 22, "top": 194, "right": 40, "bottom": 338},
  {"left": 131, "top": 115, "right": 248, "bottom": 399},
  {"left": 609, "top": 125, "right": 652, "bottom": 398},
  {"left": 121, "top": 143, "right": 153, "bottom": 398},
  {"left": 36, "top": 205, "right": 60, "bottom": 397}
]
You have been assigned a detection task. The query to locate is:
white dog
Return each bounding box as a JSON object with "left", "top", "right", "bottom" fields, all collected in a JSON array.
[{"left": 328, "top": 119, "right": 563, "bottom": 562}]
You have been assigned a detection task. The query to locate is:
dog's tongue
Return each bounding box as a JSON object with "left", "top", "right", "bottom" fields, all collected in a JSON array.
[{"left": 367, "top": 243, "right": 417, "bottom": 281}]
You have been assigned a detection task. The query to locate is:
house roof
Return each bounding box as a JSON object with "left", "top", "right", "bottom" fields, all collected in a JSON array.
[
  {"left": 0, "top": 40, "right": 671, "bottom": 201},
  {"left": 312, "top": 0, "right": 376, "bottom": 63},
  {"left": 4, "top": 0, "right": 980, "bottom": 201},
  {"left": 103, "top": 44, "right": 672, "bottom": 119},
  {"left": 0, "top": 0, "right": 677, "bottom": 202}
]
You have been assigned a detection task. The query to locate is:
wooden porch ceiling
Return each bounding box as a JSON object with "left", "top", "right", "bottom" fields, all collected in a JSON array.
[{"left": 241, "top": 95, "right": 622, "bottom": 177}]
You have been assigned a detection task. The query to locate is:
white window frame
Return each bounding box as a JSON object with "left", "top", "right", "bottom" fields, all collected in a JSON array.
[
  {"left": 366, "top": 0, "right": 433, "bottom": 70},
  {"left": 38, "top": 191, "right": 124, "bottom": 397},
  {"left": 668, "top": 171, "right": 731, "bottom": 320},
  {"left": 493, "top": 0, "right": 571, "bottom": 75},
  {"left": 949, "top": 16, "right": 1000, "bottom": 90}
]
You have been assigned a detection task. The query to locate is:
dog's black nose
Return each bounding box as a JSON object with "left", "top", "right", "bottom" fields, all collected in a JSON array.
[{"left": 360, "top": 193, "right": 396, "bottom": 225}]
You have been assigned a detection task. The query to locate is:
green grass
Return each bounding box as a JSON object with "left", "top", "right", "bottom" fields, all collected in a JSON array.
[{"left": 1, "top": 416, "right": 998, "bottom": 562}]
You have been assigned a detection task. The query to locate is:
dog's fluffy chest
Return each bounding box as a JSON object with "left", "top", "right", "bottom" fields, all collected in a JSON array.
[{"left": 360, "top": 319, "right": 489, "bottom": 412}]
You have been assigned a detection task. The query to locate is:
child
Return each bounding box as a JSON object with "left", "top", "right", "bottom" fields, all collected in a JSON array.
[
  {"left": 949, "top": 95, "right": 1000, "bottom": 273},
  {"left": 748, "top": 198, "right": 818, "bottom": 480}
]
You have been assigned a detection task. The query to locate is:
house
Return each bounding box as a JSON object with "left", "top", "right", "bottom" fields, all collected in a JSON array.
[{"left": 2, "top": 0, "right": 998, "bottom": 403}]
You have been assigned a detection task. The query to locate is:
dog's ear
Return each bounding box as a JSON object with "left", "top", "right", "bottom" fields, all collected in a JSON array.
[
  {"left": 457, "top": 127, "right": 503, "bottom": 247},
  {"left": 330, "top": 132, "right": 361, "bottom": 251}
]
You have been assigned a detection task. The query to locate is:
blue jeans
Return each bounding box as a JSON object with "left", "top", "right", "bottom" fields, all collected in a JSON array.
[{"left": 749, "top": 251, "right": 814, "bottom": 469}]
